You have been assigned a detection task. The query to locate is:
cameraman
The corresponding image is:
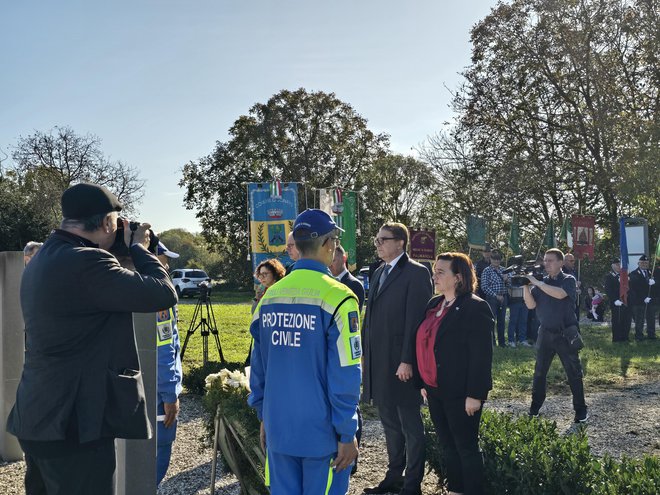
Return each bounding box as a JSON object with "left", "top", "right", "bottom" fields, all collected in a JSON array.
[
  {"left": 7, "top": 183, "right": 177, "bottom": 495},
  {"left": 523, "top": 248, "right": 587, "bottom": 423}
]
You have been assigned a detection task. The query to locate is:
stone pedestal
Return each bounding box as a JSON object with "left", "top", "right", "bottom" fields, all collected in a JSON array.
[
  {"left": 115, "top": 312, "right": 157, "bottom": 495},
  {"left": 0, "top": 252, "right": 25, "bottom": 462}
]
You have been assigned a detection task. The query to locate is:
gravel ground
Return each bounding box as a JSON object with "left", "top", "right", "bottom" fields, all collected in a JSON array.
[{"left": 2, "top": 383, "right": 658, "bottom": 494}]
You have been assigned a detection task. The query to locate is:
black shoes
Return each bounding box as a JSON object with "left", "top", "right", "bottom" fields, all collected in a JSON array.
[
  {"left": 363, "top": 478, "right": 404, "bottom": 494},
  {"left": 574, "top": 410, "right": 589, "bottom": 423}
]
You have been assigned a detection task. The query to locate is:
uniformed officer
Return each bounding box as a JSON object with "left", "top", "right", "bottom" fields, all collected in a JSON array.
[{"left": 248, "top": 209, "right": 362, "bottom": 495}]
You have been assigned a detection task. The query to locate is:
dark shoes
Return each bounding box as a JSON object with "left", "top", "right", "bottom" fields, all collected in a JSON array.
[
  {"left": 528, "top": 409, "right": 540, "bottom": 418},
  {"left": 574, "top": 410, "right": 589, "bottom": 423},
  {"left": 363, "top": 478, "right": 404, "bottom": 494}
]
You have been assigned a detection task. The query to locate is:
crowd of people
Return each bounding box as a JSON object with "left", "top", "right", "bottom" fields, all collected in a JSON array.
[{"left": 7, "top": 182, "right": 658, "bottom": 495}]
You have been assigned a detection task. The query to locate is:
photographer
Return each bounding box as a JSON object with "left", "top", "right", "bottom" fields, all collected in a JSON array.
[
  {"left": 7, "top": 183, "right": 177, "bottom": 495},
  {"left": 523, "top": 248, "right": 587, "bottom": 423}
]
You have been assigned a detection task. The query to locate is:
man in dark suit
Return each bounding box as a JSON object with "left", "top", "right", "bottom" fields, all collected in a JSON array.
[
  {"left": 604, "top": 257, "right": 632, "bottom": 342},
  {"left": 362, "top": 223, "right": 433, "bottom": 495},
  {"left": 330, "top": 244, "right": 365, "bottom": 311},
  {"left": 6, "top": 183, "right": 177, "bottom": 495},
  {"left": 629, "top": 255, "right": 656, "bottom": 340}
]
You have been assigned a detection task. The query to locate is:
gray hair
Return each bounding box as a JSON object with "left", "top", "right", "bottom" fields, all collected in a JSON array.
[
  {"left": 23, "top": 241, "right": 43, "bottom": 256},
  {"left": 61, "top": 212, "right": 113, "bottom": 232},
  {"left": 295, "top": 230, "right": 337, "bottom": 257}
]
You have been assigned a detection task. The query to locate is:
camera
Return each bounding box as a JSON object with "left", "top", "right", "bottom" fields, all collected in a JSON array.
[
  {"left": 502, "top": 255, "right": 544, "bottom": 286},
  {"left": 110, "top": 217, "right": 159, "bottom": 257},
  {"left": 198, "top": 280, "right": 212, "bottom": 302}
]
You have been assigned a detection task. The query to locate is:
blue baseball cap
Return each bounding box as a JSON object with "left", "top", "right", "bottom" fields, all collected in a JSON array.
[{"left": 292, "top": 209, "right": 344, "bottom": 240}]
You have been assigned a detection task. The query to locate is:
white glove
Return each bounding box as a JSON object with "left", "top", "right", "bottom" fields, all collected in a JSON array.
[
  {"left": 614, "top": 300, "right": 623, "bottom": 307},
  {"left": 644, "top": 297, "right": 651, "bottom": 304},
  {"left": 649, "top": 278, "right": 656, "bottom": 286}
]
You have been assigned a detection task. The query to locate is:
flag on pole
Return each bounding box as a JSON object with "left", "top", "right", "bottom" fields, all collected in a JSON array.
[
  {"left": 508, "top": 214, "right": 520, "bottom": 255},
  {"left": 467, "top": 215, "right": 487, "bottom": 250},
  {"left": 559, "top": 217, "right": 573, "bottom": 248},
  {"left": 655, "top": 234, "right": 660, "bottom": 260},
  {"left": 619, "top": 217, "right": 629, "bottom": 305},
  {"left": 543, "top": 219, "right": 556, "bottom": 248}
]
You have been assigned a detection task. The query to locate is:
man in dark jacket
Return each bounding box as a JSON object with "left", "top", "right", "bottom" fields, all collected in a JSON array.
[
  {"left": 604, "top": 257, "right": 632, "bottom": 342},
  {"left": 362, "top": 223, "right": 432, "bottom": 495},
  {"left": 330, "top": 244, "right": 365, "bottom": 311},
  {"left": 629, "top": 255, "right": 656, "bottom": 340},
  {"left": 6, "top": 183, "right": 177, "bottom": 495}
]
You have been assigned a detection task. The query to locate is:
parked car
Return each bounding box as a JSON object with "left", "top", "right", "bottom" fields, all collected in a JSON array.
[{"left": 170, "top": 269, "right": 211, "bottom": 298}]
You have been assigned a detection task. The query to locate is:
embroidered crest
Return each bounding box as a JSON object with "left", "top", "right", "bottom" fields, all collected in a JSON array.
[
  {"left": 349, "top": 335, "right": 362, "bottom": 359},
  {"left": 348, "top": 312, "right": 359, "bottom": 333},
  {"left": 157, "top": 309, "right": 171, "bottom": 323},
  {"left": 157, "top": 322, "right": 173, "bottom": 342}
]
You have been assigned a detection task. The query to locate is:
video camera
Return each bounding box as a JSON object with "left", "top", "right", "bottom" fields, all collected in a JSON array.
[
  {"left": 110, "top": 217, "right": 159, "bottom": 257},
  {"left": 502, "top": 255, "right": 544, "bottom": 286}
]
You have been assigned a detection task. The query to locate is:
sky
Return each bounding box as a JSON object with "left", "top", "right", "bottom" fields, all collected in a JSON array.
[{"left": 0, "top": 0, "right": 497, "bottom": 233}]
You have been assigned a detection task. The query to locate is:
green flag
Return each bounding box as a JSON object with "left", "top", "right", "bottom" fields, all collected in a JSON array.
[
  {"left": 509, "top": 214, "right": 520, "bottom": 255},
  {"left": 340, "top": 191, "right": 358, "bottom": 271},
  {"left": 467, "top": 215, "right": 487, "bottom": 249},
  {"left": 559, "top": 217, "right": 573, "bottom": 248},
  {"left": 655, "top": 234, "right": 660, "bottom": 260},
  {"left": 543, "top": 219, "right": 556, "bottom": 248}
]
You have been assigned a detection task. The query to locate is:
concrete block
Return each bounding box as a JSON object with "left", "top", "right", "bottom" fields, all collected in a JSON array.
[{"left": 0, "top": 252, "right": 26, "bottom": 462}]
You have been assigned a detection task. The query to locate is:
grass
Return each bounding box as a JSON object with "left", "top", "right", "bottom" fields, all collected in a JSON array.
[{"left": 177, "top": 295, "right": 660, "bottom": 400}]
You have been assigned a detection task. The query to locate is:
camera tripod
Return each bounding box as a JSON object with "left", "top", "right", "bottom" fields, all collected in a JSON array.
[{"left": 180, "top": 287, "right": 226, "bottom": 365}]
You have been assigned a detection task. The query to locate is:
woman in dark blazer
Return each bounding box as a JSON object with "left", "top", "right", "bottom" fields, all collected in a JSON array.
[{"left": 413, "top": 252, "right": 494, "bottom": 495}]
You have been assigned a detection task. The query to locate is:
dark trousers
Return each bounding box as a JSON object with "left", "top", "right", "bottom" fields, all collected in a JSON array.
[
  {"left": 21, "top": 438, "right": 115, "bottom": 495},
  {"left": 486, "top": 295, "right": 507, "bottom": 346},
  {"left": 527, "top": 309, "right": 540, "bottom": 343},
  {"left": 632, "top": 304, "right": 657, "bottom": 339},
  {"left": 610, "top": 304, "right": 632, "bottom": 342},
  {"left": 425, "top": 388, "right": 484, "bottom": 495},
  {"left": 377, "top": 402, "right": 425, "bottom": 491},
  {"left": 531, "top": 328, "right": 586, "bottom": 414}
]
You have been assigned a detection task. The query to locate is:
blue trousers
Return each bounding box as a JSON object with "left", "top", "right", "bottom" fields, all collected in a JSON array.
[
  {"left": 266, "top": 450, "right": 351, "bottom": 495},
  {"left": 508, "top": 301, "right": 528, "bottom": 343},
  {"left": 157, "top": 401, "right": 178, "bottom": 486},
  {"left": 487, "top": 295, "right": 507, "bottom": 346}
]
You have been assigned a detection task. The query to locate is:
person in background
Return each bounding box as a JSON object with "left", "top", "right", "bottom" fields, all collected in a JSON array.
[
  {"left": 604, "top": 258, "right": 632, "bottom": 342},
  {"left": 413, "top": 252, "right": 493, "bottom": 495},
  {"left": 330, "top": 244, "right": 365, "bottom": 311},
  {"left": 629, "top": 255, "right": 657, "bottom": 340},
  {"left": 474, "top": 244, "right": 492, "bottom": 299},
  {"left": 285, "top": 232, "right": 300, "bottom": 275},
  {"left": 23, "top": 241, "right": 43, "bottom": 265},
  {"left": 252, "top": 258, "right": 286, "bottom": 313},
  {"left": 584, "top": 287, "right": 606, "bottom": 322},
  {"left": 563, "top": 253, "right": 581, "bottom": 322},
  {"left": 480, "top": 251, "right": 509, "bottom": 347}
]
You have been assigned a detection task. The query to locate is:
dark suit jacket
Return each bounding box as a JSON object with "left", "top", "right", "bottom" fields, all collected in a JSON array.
[
  {"left": 629, "top": 267, "right": 651, "bottom": 306},
  {"left": 362, "top": 253, "right": 432, "bottom": 406},
  {"left": 341, "top": 271, "right": 365, "bottom": 311},
  {"left": 412, "top": 293, "right": 494, "bottom": 401},
  {"left": 7, "top": 229, "right": 177, "bottom": 443},
  {"left": 604, "top": 271, "right": 622, "bottom": 306}
]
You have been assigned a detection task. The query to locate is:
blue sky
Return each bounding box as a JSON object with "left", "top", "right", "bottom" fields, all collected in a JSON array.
[{"left": 1, "top": 0, "right": 496, "bottom": 233}]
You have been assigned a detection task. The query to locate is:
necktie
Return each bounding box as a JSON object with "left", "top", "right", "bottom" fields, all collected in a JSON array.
[{"left": 378, "top": 264, "right": 391, "bottom": 294}]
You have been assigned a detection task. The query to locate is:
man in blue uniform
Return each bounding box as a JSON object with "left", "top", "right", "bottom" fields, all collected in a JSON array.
[
  {"left": 155, "top": 242, "right": 183, "bottom": 485},
  {"left": 248, "top": 209, "right": 362, "bottom": 495}
]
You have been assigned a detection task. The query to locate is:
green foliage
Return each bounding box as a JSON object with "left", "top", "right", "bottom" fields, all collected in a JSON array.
[{"left": 424, "top": 410, "right": 660, "bottom": 494}]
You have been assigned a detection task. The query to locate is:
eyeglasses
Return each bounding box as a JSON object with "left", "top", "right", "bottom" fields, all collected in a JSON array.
[
  {"left": 256, "top": 271, "right": 272, "bottom": 279},
  {"left": 373, "top": 236, "right": 397, "bottom": 246}
]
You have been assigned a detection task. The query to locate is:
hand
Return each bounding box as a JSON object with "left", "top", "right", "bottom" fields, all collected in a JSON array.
[
  {"left": 614, "top": 300, "right": 623, "bottom": 307},
  {"left": 644, "top": 297, "right": 651, "bottom": 304},
  {"left": 649, "top": 278, "right": 656, "bottom": 286},
  {"left": 465, "top": 397, "right": 482, "bottom": 416},
  {"left": 123, "top": 219, "right": 152, "bottom": 249},
  {"left": 332, "top": 438, "right": 358, "bottom": 472},
  {"left": 421, "top": 388, "right": 428, "bottom": 405},
  {"left": 525, "top": 274, "right": 540, "bottom": 285},
  {"left": 395, "top": 362, "right": 413, "bottom": 382},
  {"left": 163, "top": 399, "right": 179, "bottom": 428},
  {"left": 259, "top": 421, "right": 266, "bottom": 451}
]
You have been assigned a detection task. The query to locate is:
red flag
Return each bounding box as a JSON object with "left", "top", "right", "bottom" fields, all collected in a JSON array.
[{"left": 571, "top": 214, "right": 595, "bottom": 260}]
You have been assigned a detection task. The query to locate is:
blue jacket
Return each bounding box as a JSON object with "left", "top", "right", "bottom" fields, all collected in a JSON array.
[
  {"left": 157, "top": 306, "right": 183, "bottom": 404},
  {"left": 248, "top": 259, "right": 362, "bottom": 457}
]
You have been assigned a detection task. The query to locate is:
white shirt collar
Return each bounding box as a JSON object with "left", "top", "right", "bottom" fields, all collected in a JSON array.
[
  {"left": 386, "top": 251, "right": 405, "bottom": 269},
  {"left": 336, "top": 268, "right": 349, "bottom": 280}
]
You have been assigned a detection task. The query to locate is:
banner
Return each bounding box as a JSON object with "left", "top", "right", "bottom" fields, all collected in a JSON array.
[
  {"left": 559, "top": 217, "right": 573, "bottom": 248},
  {"left": 248, "top": 182, "right": 298, "bottom": 275},
  {"left": 319, "top": 188, "right": 357, "bottom": 271},
  {"left": 467, "top": 215, "right": 487, "bottom": 250},
  {"left": 619, "top": 217, "right": 629, "bottom": 305},
  {"left": 571, "top": 214, "right": 595, "bottom": 260},
  {"left": 543, "top": 219, "right": 556, "bottom": 248},
  {"left": 410, "top": 229, "right": 436, "bottom": 263}
]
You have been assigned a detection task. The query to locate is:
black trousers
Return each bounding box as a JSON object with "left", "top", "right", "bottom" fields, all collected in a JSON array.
[
  {"left": 610, "top": 304, "right": 632, "bottom": 342},
  {"left": 377, "top": 402, "right": 425, "bottom": 491},
  {"left": 531, "top": 328, "right": 586, "bottom": 414},
  {"left": 632, "top": 304, "right": 657, "bottom": 339},
  {"left": 425, "top": 388, "right": 484, "bottom": 495},
  {"left": 20, "top": 437, "right": 115, "bottom": 495}
]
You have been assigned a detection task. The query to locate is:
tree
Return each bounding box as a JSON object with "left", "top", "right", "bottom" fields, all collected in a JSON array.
[
  {"left": 421, "top": 0, "right": 659, "bottom": 250},
  {"left": 180, "top": 88, "right": 389, "bottom": 285},
  {"left": 157, "top": 228, "right": 224, "bottom": 278}
]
